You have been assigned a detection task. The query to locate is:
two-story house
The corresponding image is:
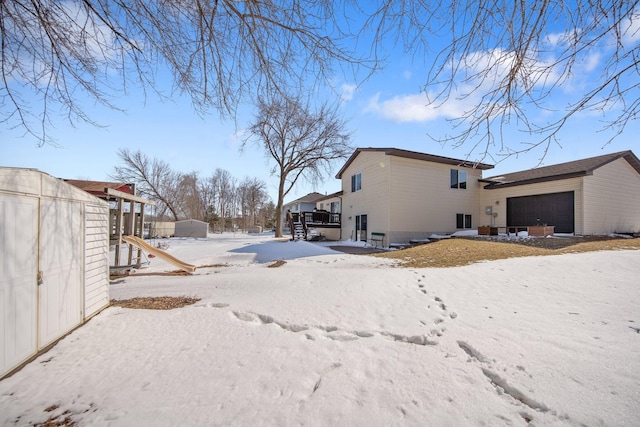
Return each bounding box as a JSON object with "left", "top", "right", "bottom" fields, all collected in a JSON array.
[{"left": 333, "top": 147, "right": 640, "bottom": 245}]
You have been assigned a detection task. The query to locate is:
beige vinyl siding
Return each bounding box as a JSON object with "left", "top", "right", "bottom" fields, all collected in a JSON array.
[
  {"left": 480, "top": 177, "right": 584, "bottom": 234},
  {"left": 315, "top": 195, "right": 341, "bottom": 212},
  {"left": 340, "top": 151, "right": 391, "bottom": 241},
  {"left": 84, "top": 203, "right": 109, "bottom": 318},
  {"left": 387, "top": 156, "right": 484, "bottom": 242},
  {"left": 583, "top": 158, "right": 640, "bottom": 234},
  {"left": 0, "top": 168, "right": 41, "bottom": 195}
]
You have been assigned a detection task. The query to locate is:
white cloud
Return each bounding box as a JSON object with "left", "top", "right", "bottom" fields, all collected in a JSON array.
[
  {"left": 581, "top": 52, "right": 601, "bottom": 72},
  {"left": 365, "top": 91, "right": 477, "bottom": 123},
  {"left": 622, "top": 12, "right": 640, "bottom": 45},
  {"left": 340, "top": 83, "right": 357, "bottom": 102}
]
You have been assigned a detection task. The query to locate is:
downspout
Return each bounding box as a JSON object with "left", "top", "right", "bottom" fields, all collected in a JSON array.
[{"left": 339, "top": 194, "right": 343, "bottom": 240}]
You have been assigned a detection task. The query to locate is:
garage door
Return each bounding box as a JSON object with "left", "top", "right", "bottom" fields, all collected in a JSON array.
[{"left": 507, "top": 191, "right": 575, "bottom": 233}]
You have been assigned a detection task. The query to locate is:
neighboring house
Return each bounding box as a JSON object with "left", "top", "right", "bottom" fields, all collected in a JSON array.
[
  {"left": 335, "top": 147, "right": 640, "bottom": 245},
  {"left": 175, "top": 219, "right": 209, "bottom": 238},
  {"left": 282, "top": 192, "right": 326, "bottom": 228},
  {"left": 283, "top": 191, "right": 326, "bottom": 214},
  {"left": 315, "top": 191, "right": 343, "bottom": 214},
  {"left": 309, "top": 191, "right": 343, "bottom": 240}
]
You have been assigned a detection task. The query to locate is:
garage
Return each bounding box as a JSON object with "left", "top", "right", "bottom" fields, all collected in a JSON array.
[{"left": 507, "top": 191, "right": 575, "bottom": 233}]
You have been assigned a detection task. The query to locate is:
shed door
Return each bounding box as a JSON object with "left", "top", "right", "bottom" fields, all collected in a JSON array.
[
  {"left": 0, "top": 195, "right": 38, "bottom": 375},
  {"left": 38, "top": 199, "right": 83, "bottom": 347},
  {"left": 507, "top": 191, "right": 575, "bottom": 233}
]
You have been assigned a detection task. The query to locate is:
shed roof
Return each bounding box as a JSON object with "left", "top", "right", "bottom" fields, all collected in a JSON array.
[
  {"left": 481, "top": 150, "right": 640, "bottom": 189},
  {"left": 0, "top": 168, "right": 107, "bottom": 205},
  {"left": 176, "top": 219, "right": 208, "bottom": 225},
  {"left": 64, "top": 179, "right": 133, "bottom": 198},
  {"left": 335, "top": 147, "right": 494, "bottom": 179}
]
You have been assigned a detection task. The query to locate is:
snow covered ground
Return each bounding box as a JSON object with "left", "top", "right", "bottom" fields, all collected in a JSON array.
[{"left": 1, "top": 233, "right": 639, "bottom": 426}]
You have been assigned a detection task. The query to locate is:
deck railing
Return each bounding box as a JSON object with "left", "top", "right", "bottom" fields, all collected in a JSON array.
[{"left": 301, "top": 211, "right": 341, "bottom": 227}]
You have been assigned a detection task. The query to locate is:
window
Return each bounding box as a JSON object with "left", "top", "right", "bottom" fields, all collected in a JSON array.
[
  {"left": 450, "top": 169, "right": 467, "bottom": 189},
  {"left": 351, "top": 173, "right": 362, "bottom": 192},
  {"left": 456, "top": 213, "right": 472, "bottom": 229}
]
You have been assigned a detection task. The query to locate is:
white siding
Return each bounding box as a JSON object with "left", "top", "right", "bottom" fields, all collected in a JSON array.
[
  {"left": 0, "top": 169, "right": 41, "bottom": 196},
  {"left": 388, "top": 156, "right": 484, "bottom": 242},
  {"left": 340, "top": 152, "right": 486, "bottom": 243},
  {"left": 583, "top": 159, "right": 640, "bottom": 234},
  {"left": 0, "top": 168, "right": 109, "bottom": 378},
  {"left": 0, "top": 194, "right": 38, "bottom": 377},
  {"left": 340, "top": 152, "right": 391, "bottom": 242},
  {"left": 38, "top": 198, "right": 83, "bottom": 346},
  {"left": 84, "top": 203, "right": 109, "bottom": 318}
]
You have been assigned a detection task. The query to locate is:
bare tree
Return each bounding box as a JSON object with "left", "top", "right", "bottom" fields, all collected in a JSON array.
[
  {"left": 258, "top": 201, "right": 277, "bottom": 231},
  {"left": 9, "top": 1, "right": 634, "bottom": 159},
  {"left": 2, "top": 0, "right": 362, "bottom": 145},
  {"left": 246, "top": 96, "right": 352, "bottom": 238},
  {"left": 199, "top": 173, "right": 220, "bottom": 227},
  {"left": 238, "top": 176, "right": 268, "bottom": 230},
  {"left": 212, "top": 168, "right": 237, "bottom": 231},
  {"left": 177, "top": 172, "right": 204, "bottom": 220},
  {"left": 111, "top": 148, "right": 182, "bottom": 220},
  {"left": 363, "top": 1, "right": 640, "bottom": 160}
]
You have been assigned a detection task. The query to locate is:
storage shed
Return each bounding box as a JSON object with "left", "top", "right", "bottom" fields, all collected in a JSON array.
[
  {"left": 1, "top": 168, "right": 110, "bottom": 379},
  {"left": 174, "top": 219, "right": 209, "bottom": 238}
]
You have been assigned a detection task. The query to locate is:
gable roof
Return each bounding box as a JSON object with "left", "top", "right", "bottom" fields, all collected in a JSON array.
[
  {"left": 285, "top": 192, "right": 326, "bottom": 205},
  {"left": 314, "top": 191, "right": 343, "bottom": 202},
  {"left": 481, "top": 150, "right": 640, "bottom": 189},
  {"left": 335, "top": 147, "right": 494, "bottom": 178}
]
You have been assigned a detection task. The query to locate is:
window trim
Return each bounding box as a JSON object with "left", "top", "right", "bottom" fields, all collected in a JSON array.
[
  {"left": 351, "top": 172, "right": 362, "bottom": 192},
  {"left": 456, "top": 213, "right": 473, "bottom": 229},
  {"left": 450, "top": 169, "right": 467, "bottom": 190}
]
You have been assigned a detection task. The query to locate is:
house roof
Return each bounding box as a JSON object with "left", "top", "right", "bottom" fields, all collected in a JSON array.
[
  {"left": 335, "top": 147, "right": 494, "bottom": 179},
  {"left": 285, "top": 192, "right": 327, "bottom": 206},
  {"left": 314, "top": 190, "right": 343, "bottom": 202},
  {"left": 64, "top": 179, "right": 134, "bottom": 198},
  {"left": 481, "top": 150, "right": 640, "bottom": 189}
]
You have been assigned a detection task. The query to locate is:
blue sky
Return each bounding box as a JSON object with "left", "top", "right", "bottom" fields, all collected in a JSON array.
[{"left": 3, "top": 6, "right": 639, "bottom": 205}]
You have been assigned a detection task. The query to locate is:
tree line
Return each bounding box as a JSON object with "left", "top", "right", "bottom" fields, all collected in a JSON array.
[{"left": 111, "top": 148, "right": 275, "bottom": 232}]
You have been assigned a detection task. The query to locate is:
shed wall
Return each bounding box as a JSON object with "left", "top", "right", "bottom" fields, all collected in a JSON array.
[
  {"left": 175, "top": 220, "right": 208, "bottom": 238},
  {"left": 0, "top": 194, "right": 38, "bottom": 377},
  {"left": 84, "top": 204, "right": 110, "bottom": 318},
  {"left": 0, "top": 168, "right": 109, "bottom": 379}
]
